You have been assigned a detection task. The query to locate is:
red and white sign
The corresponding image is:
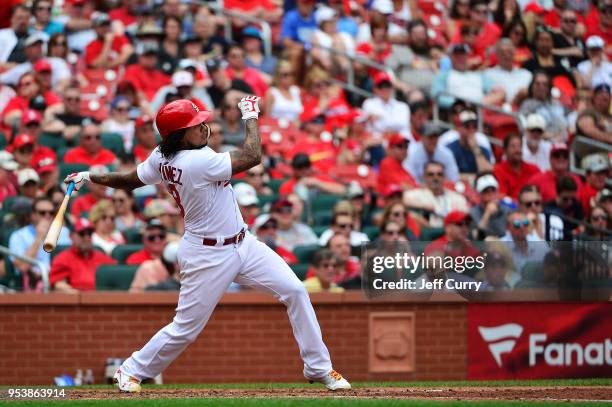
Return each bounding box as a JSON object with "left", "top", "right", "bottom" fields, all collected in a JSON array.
[{"left": 468, "top": 303, "right": 612, "bottom": 380}]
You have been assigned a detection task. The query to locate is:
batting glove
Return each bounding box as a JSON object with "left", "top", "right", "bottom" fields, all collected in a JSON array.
[
  {"left": 238, "top": 96, "right": 260, "bottom": 121},
  {"left": 65, "top": 171, "right": 90, "bottom": 191}
]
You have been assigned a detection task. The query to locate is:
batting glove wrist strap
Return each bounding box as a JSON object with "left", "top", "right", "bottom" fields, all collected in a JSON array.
[
  {"left": 238, "top": 95, "right": 260, "bottom": 121},
  {"left": 65, "top": 171, "right": 90, "bottom": 191}
]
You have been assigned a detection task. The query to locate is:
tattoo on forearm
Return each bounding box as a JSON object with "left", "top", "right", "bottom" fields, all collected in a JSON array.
[
  {"left": 231, "top": 118, "right": 262, "bottom": 175},
  {"left": 90, "top": 170, "right": 144, "bottom": 190}
]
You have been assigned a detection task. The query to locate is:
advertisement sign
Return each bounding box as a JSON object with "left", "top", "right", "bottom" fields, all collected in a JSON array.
[{"left": 468, "top": 303, "right": 612, "bottom": 379}]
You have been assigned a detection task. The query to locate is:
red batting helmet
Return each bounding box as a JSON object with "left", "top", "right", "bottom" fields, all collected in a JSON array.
[{"left": 155, "top": 99, "right": 212, "bottom": 139}]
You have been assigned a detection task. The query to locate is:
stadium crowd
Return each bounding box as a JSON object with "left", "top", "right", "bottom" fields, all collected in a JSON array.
[{"left": 0, "top": 0, "right": 610, "bottom": 295}]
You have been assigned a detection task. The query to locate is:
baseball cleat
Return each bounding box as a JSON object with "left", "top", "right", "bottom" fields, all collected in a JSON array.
[
  {"left": 113, "top": 368, "right": 141, "bottom": 393},
  {"left": 307, "top": 369, "right": 352, "bottom": 391}
]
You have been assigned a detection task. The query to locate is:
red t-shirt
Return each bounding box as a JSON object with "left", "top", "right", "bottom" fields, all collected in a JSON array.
[
  {"left": 276, "top": 246, "right": 298, "bottom": 265},
  {"left": 305, "top": 258, "right": 360, "bottom": 283},
  {"left": 493, "top": 160, "right": 541, "bottom": 200},
  {"left": 224, "top": 0, "right": 277, "bottom": 10},
  {"left": 279, "top": 174, "right": 339, "bottom": 195},
  {"left": 109, "top": 7, "right": 137, "bottom": 27},
  {"left": 578, "top": 182, "right": 600, "bottom": 216},
  {"left": 452, "top": 22, "right": 501, "bottom": 59},
  {"left": 123, "top": 64, "right": 171, "bottom": 101},
  {"left": 84, "top": 35, "right": 130, "bottom": 67},
  {"left": 70, "top": 194, "right": 107, "bottom": 218},
  {"left": 543, "top": 9, "right": 584, "bottom": 30},
  {"left": 6, "top": 144, "right": 57, "bottom": 169},
  {"left": 527, "top": 170, "right": 584, "bottom": 203},
  {"left": 2, "top": 93, "right": 61, "bottom": 117},
  {"left": 225, "top": 67, "right": 269, "bottom": 97},
  {"left": 377, "top": 156, "right": 418, "bottom": 195},
  {"left": 126, "top": 249, "right": 154, "bottom": 265},
  {"left": 50, "top": 247, "right": 116, "bottom": 291},
  {"left": 0, "top": 182, "right": 16, "bottom": 202},
  {"left": 133, "top": 144, "right": 153, "bottom": 164},
  {"left": 285, "top": 138, "right": 336, "bottom": 172},
  {"left": 64, "top": 146, "right": 117, "bottom": 167},
  {"left": 425, "top": 236, "right": 481, "bottom": 258}
]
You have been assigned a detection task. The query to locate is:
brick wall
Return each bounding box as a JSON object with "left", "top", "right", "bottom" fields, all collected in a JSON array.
[{"left": 0, "top": 292, "right": 467, "bottom": 385}]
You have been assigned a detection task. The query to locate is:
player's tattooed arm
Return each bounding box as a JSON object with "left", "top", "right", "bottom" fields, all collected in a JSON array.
[
  {"left": 230, "top": 118, "right": 262, "bottom": 175},
  {"left": 90, "top": 169, "right": 146, "bottom": 191}
]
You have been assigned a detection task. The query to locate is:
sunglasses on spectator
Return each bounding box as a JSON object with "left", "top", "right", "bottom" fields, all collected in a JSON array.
[
  {"left": 393, "top": 142, "right": 408, "bottom": 148},
  {"left": 36, "top": 6, "right": 51, "bottom": 11},
  {"left": 65, "top": 96, "right": 80, "bottom": 102},
  {"left": 512, "top": 219, "right": 529, "bottom": 228},
  {"left": 521, "top": 200, "right": 542, "bottom": 208},
  {"left": 113, "top": 198, "right": 126, "bottom": 204},
  {"left": 336, "top": 223, "right": 352, "bottom": 230},
  {"left": 52, "top": 41, "right": 67, "bottom": 46},
  {"left": 275, "top": 207, "right": 292, "bottom": 214},
  {"left": 463, "top": 121, "right": 477, "bottom": 129},
  {"left": 391, "top": 211, "right": 405, "bottom": 217},
  {"left": 559, "top": 196, "right": 575, "bottom": 203},
  {"left": 318, "top": 261, "right": 337, "bottom": 269},
  {"left": 18, "top": 146, "right": 34, "bottom": 153},
  {"left": 260, "top": 222, "right": 277, "bottom": 231},
  {"left": 280, "top": 72, "right": 293, "bottom": 78},
  {"left": 426, "top": 171, "right": 444, "bottom": 177},
  {"left": 115, "top": 106, "right": 130, "bottom": 112},
  {"left": 19, "top": 81, "right": 34, "bottom": 87},
  {"left": 101, "top": 215, "right": 116, "bottom": 222},
  {"left": 36, "top": 209, "right": 54, "bottom": 216},
  {"left": 77, "top": 230, "right": 93, "bottom": 237},
  {"left": 592, "top": 214, "right": 608, "bottom": 221},
  {"left": 551, "top": 152, "right": 568, "bottom": 159},
  {"left": 247, "top": 171, "right": 264, "bottom": 177},
  {"left": 83, "top": 134, "right": 101, "bottom": 140},
  {"left": 25, "top": 122, "right": 40, "bottom": 128},
  {"left": 383, "top": 229, "right": 401, "bottom": 236},
  {"left": 455, "top": 221, "right": 470, "bottom": 227},
  {"left": 562, "top": 18, "right": 577, "bottom": 23},
  {"left": 146, "top": 233, "right": 166, "bottom": 242}
]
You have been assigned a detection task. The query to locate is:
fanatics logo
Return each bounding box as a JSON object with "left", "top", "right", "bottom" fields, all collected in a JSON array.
[{"left": 478, "top": 324, "right": 523, "bottom": 367}]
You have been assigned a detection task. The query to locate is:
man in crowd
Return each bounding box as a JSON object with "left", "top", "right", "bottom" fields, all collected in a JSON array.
[
  {"left": 361, "top": 72, "right": 411, "bottom": 139},
  {"left": 444, "top": 110, "right": 494, "bottom": 176},
  {"left": 126, "top": 219, "right": 168, "bottom": 265},
  {"left": 84, "top": 12, "right": 133, "bottom": 69},
  {"left": 123, "top": 42, "right": 170, "bottom": 102},
  {"left": 319, "top": 212, "right": 369, "bottom": 247},
  {"left": 501, "top": 211, "right": 547, "bottom": 286},
  {"left": 44, "top": 87, "right": 88, "bottom": 143},
  {"left": 224, "top": 44, "right": 268, "bottom": 97},
  {"left": 252, "top": 214, "right": 298, "bottom": 265},
  {"left": 527, "top": 142, "right": 583, "bottom": 202},
  {"left": 425, "top": 211, "right": 481, "bottom": 263},
  {"left": 9, "top": 197, "right": 72, "bottom": 291},
  {"left": 404, "top": 161, "right": 468, "bottom": 227},
  {"left": 377, "top": 134, "right": 417, "bottom": 195},
  {"left": 518, "top": 185, "right": 564, "bottom": 240},
  {"left": 279, "top": 153, "right": 346, "bottom": 196},
  {"left": 484, "top": 39, "right": 533, "bottom": 104},
  {"left": 132, "top": 115, "right": 156, "bottom": 164},
  {"left": 0, "top": 5, "right": 31, "bottom": 67},
  {"left": 522, "top": 113, "right": 552, "bottom": 171},
  {"left": 303, "top": 249, "right": 344, "bottom": 293},
  {"left": 544, "top": 176, "right": 584, "bottom": 238},
  {"left": 8, "top": 131, "right": 56, "bottom": 171},
  {"left": 273, "top": 199, "right": 318, "bottom": 251},
  {"left": 16, "top": 168, "right": 40, "bottom": 200},
  {"left": 234, "top": 182, "right": 260, "bottom": 227},
  {"left": 327, "top": 233, "right": 360, "bottom": 288},
  {"left": 493, "top": 133, "right": 541, "bottom": 200},
  {"left": 405, "top": 122, "right": 460, "bottom": 184},
  {"left": 64, "top": 123, "right": 117, "bottom": 166},
  {"left": 578, "top": 154, "right": 610, "bottom": 214},
  {"left": 469, "top": 173, "right": 511, "bottom": 239},
  {"left": 50, "top": 218, "right": 116, "bottom": 292}
]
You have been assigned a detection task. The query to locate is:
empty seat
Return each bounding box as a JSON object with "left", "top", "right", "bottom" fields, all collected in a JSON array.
[{"left": 96, "top": 264, "right": 138, "bottom": 290}]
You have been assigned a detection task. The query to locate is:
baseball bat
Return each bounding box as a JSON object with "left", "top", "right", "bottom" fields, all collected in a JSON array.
[{"left": 43, "top": 182, "right": 75, "bottom": 253}]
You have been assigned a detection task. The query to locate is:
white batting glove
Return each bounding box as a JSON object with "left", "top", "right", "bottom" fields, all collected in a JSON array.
[
  {"left": 238, "top": 96, "right": 260, "bottom": 121},
  {"left": 64, "top": 171, "right": 90, "bottom": 191}
]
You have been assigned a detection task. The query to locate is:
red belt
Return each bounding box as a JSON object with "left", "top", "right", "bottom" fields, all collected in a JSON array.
[{"left": 202, "top": 229, "right": 246, "bottom": 246}]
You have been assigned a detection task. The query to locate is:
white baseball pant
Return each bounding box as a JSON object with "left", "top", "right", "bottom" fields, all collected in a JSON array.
[{"left": 121, "top": 232, "right": 333, "bottom": 380}]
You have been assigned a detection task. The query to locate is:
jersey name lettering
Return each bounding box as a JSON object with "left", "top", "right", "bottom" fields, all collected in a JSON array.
[{"left": 159, "top": 163, "right": 183, "bottom": 185}]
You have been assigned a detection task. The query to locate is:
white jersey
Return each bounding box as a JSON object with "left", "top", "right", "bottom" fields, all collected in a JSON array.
[{"left": 137, "top": 146, "right": 245, "bottom": 237}]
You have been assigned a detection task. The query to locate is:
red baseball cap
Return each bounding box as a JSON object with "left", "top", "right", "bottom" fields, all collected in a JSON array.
[
  {"left": 135, "top": 115, "right": 153, "bottom": 129},
  {"left": 383, "top": 183, "right": 403, "bottom": 198},
  {"left": 33, "top": 59, "right": 52, "bottom": 73},
  {"left": 12, "top": 133, "right": 35, "bottom": 149},
  {"left": 21, "top": 109, "right": 42, "bottom": 125},
  {"left": 299, "top": 106, "right": 325, "bottom": 124},
  {"left": 524, "top": 2, "right": 545, "bottom": 14},
  {"left": 74, "top": 218, "right": 94, "bottom": 233},
  {"left": 34, "top": 154, "right": 57, "bottom": 175},
  {"left": 373, "top": 72, "right": 392, "bottom": 87},
  {"left": 550, "top": 142, "right": 569, "bottom": 155},
  {"left": 444, "top": 210, "right": 471, "bottom": 226},
  {"left": 388, "top": 134, "right": 408, "bottom": 147},
  {"left": 155, "top": 99, "right": 212, "bottom": 139},
  {"left": 271, "top": 199, "right": 293, "bottom": 212}
]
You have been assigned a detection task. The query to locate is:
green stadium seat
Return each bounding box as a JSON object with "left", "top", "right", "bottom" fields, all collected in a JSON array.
[
  {"left": 267, "top": 179, "right": 285, "bottom": 194},
  {"left": 310, "top": 194, "right": 342, "bottom": 213},
  {"left": 290, "top": 263, "right": 310, "bottom": 280},
  {"left": 38, "top": 132, "right": 66, "bottom": 150},
  {"left": 293, "top": 244, "right": 320, "bottom": 264},
  {"left": 59, "top": 163, "right": 88, "bottom": 180},
  {"left": 312, "top": 225, "right": 327, "bottom": 237},
  {"left": 0, "top": 131, "right": 6, "bottom": 150},
  {"left": 1, "top": 227, "right": 16, "bottom": 246},
  {"left": 363, "top": 225, "right": 379, "bottom": 241},
  {"left": 111, "top": 244, "right": 143, "bottom": 263},
  {"left": 419, "top": 227, "right": 444, "bottom": 241},
  {"left": 101, "top": 132, "right": 125, "bottom": 157},
  {"left": 257, "top": 193, "right": 278, "bottom": 209},
  {"left": 2, "top": 196, "right": 18, "bottom": 211},
  {"left": 123, "top": 228, "right": 143, "bottom": 244},
  {"left": 96, "top": 264, "right": 138, "bottom": 290},
  {"left": 313, "top": 210, "right": 333, "bottom": 226}
]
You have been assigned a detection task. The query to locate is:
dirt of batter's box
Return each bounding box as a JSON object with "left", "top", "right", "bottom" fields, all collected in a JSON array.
[{"left": 65, "top": 386, "right": 612, "bottom": 401}]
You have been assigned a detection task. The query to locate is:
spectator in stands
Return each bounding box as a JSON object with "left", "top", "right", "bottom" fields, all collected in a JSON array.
[
  {"left": 8, "top": 131, "right": 56, "bottom": 172},
  {"left": 242, "top": 27, "right": 277, "bottom": 78},
  {"left": 319, "top": 211, "right": 369, "bottom": 246},
  {"left": 158, "top": 17, "right": 182, "bottom": 73},
  {"left": 405, "top": 122, "right": 460, "bottom": 184},
  {"left": 493, "top": 133, "right": 541, "bottom": 200},
  {"left": 84, "top": 12, "right": 133, "bottom": 69},
  {"left": 310, "top": 5, "right": 352, "bottom": 73},
  {"left": 225, "top": 44, "right": 269, "bottom": 98},
  {"left": 543, "top": 175, "right": 584, "bottom": 237},
  {"left": 456, "top": 0, "right": 501, "bottom": 57},
  {"left": 552, "top": 10, "right": 585, "bottom": 68},
  {"left": 445, "top": 110, "right": 494, "bottom": 176},
  {"left": 263, "top": 60, "right": 303, "bottom": 123},
  {"left": 234, "top": 182, "right": 260, "bottom": 227},
  {"left": 219, "top": 93, "right": 247, "bottom": 147},
  {"left": 206, "top": 58, "right": 254, "bottom": 110},
  {"left": 585, "top": 1, "right": 612, "bottom": 60},
  {"left": 2, "top": 71, "right": 60, "bottom": 127},
  {"left": 597, "top": 188, "right": 612, "bottom": 220},
  {"left": 109, "top": 0, "right": 139, "bottom": 33},
  {"left": 378, "top": 219, "right": 406, "bottom": 242},
  {"left": 493, "top": 0, "right": 522, "bottom": 33},
  {"left": 447, "top": 0, "right": 471, "bottom": 41},
  {"left": 404, "top": 161, "right": 469, "bottom": 227},
  {"left": 503, "top": 20, "right": 531, "bottom": 66},
  {"left": 101, "top": 96, "right": 135, "bottom": 153},
  {"left": 300, "top": 67, "right": 344, "bottom": 122},
  {"left": 326, "top": 233, "right": 360, "bottom": 287},
  {"left": 19, "top": 108, "right": 43, "bottom": 141},
  {"left": 0, "top": 4, "right": 31, "bottom": 67},
  {"left": 113, "top": 189, "right": 144, "bottom": 232},
  {"left": 280, "top": 0, "right": 317, "bottom": 76},
  {"left": 279, "top": 153, "right": 346, "bottom": 196},
  {"left": 575, "top": 83, "right": 611, "bottom": 151},
  {"left": 64, "top": 123, "right": 117, "bottom": 167},
  {"left": 70, "top": 165, "right": 110, "bottom": 219},
  {"left": 133, "top": 242, "right": 182, "bottom": 292},
  {"left": 43, "top": 87, "right": 86, "bottom": 143},
  {"left": 577, "top": 36, "right": 611, "bottom": 90},
  {"left": 0, "top": 151, "right": 18, "bottom": 202},
  {"left": 206, "top": 119, "right": 228, "bottom": 153},
  {"left": 426, "top": 211, "right": 480, "bottom": 259},
  {"left": 544, "top": 0, "right": 584, "bottom": 31},
  {"left": 90, "top": 199, "right": 126, "bottom": 255},
  {"left": 126, "top": 219, "right": 167, "bottom": 265},
  {"left": 244, "top": 164, "right": 273, "bottom": 196},
  {"left": 518, "top": 184, "right": 564, "bottom": 240},
  {"left": 578, "top": 154, "right": 610, "bottom": 214},
  {"left": 470, "top": 173, "right": 510, "bottom": 239},
  {"left": 252, "top": 214, "right": 298, "bottom": 265},
  {"left": 362, "top": 72, "right": 411, "bottom": 139},
  {"left": 50, "top": 218, "right": 116, "bottom": 293},
  {"left": 16, "top": 168, "right": 40, "bottom": 200},
  {"left": 432, "top": 44, "right": 505, "bottom": 109},
  {"left": 479, "top": 249, "right": 512, "bottom": 291},
  {"left": 123, "top": 42, "right": 171, "bottom": 102},
  {"left": 522, "top": 113, "right": 552, "bottom": 170},
  {"left": 408, "top": 100, "right": 430, "bottom": 140},
  {"left": 142, "top": 199, "right": 182, "bottom": 241},
  {"left": 377, "top": 134, "right": 417, "bottom": 195},
  {"left": 9, "top": 197, "right": 71, "bottom": 291},
  {"left": 523, "top": 28, "right": 576, "bottom": 87},
  {"left": 132, "top": 115, "right": 156, "bottom": 164},
  {"left": 303, "top": 249, "right": 344, "bottom": 293},
  {"left": 579, "top": 205, "right": 611, "bottom": 239},
  {"left": 484, "top": 39, "right": 533, "bottom": 104},
  {"left": 272, "top": 198, "right": 318, "bottom": 251},
  {"left": 387, "top": 20, "right": 438, "bottom": 93},
  {"left": 380, "top": 201, "right": 419, "bottom": 240},
  {"left": 527, "top": 142, "right": 582, "bottom": 202}
]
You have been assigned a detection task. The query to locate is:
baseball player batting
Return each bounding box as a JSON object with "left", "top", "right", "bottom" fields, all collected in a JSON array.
[{"left": 64, "top": 96, "right": 351, "bottom": 392}]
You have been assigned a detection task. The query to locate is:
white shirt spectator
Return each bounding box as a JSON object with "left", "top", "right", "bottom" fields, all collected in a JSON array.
[
  {"left": 403, "top": 187, "right": 469, "bottom": 227},
  {"left": 101, "top": 119, "right": 135, "bottom": 152},
  {"left": 403, "top": 141, "right": 460, "bottom": 184},
  {"left": 362, "top": 96, "right": 412, "bottom": 139},
  {"left": 0, "top": 57, "right": 71, "bottom": 87},
  {"left": 576, "top": 60, "right": 612, "bottom": 88},
  {"left": 318, "top": 229, "right": 369, "bottom": 246},
  {"left": 484, "top": 65, "right": 533, "bottom": 103},
  {"left": 268, "top": 86, "right": 303, "bottom": 122},
  {"left": 0, "top": 28, "right": 19, "bottom": 62},
  {"left": 522, "top": 136, "right": 552, "bottom": 171},
  {"left": 439, "top": 129, "right": 496, "bottom": 163},
  {"left": 447, "top": 70, "right": 487, "bottom": 103}
]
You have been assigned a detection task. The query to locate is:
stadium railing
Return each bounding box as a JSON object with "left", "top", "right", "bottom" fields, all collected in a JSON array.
[
  {"left": 570, "top": 135, "right": 612, "bottom": 185},
  {"left": 0, "top": 245, "right": 50, "bottom": 293}
]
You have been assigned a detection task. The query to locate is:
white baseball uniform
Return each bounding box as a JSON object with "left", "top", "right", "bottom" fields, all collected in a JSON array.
[{"left": 120, "top": 146, "right": 333, "bottom": 380}]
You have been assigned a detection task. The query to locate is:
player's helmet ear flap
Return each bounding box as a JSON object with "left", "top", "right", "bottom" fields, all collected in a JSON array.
[{"left": 155, "top": 99, "right": 212, "bottom": 139}]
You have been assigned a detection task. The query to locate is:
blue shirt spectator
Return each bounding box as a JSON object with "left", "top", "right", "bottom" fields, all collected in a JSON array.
[
  {"left": 447, "top": 140, "right": 492, "bottom": 174},
  {"left": 280, "top": 2, "right": 317, "bottom": 45}
]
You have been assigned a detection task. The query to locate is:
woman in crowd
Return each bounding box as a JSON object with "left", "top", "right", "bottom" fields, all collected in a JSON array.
[
  {"left": 303, "top": 249, "right": 344, "bottom": 293},
  {"left": 89, "top": 200, "right": 126, "bottom": 255},
  {"left": 579, "top": 205, "right": 611, "bottom": 240},
  {"left": 219, "top": 93, "right": 246, "bottom": 146},
  {"left": 113, "top": 189, "right": 145, "bottom": 232},
  {"left": 101, "top": 96, "right": 135, "bottom": 152},
  {"left": 502, "top": 19, "right": 532, "bottom": 66},
  {"left": 310, "top": 5, "right": 352, "bottom": 73},
  {"left": 263, "top": 60, "right": 303, "bottom": 124},
  {"left": 493, "top": 0, "right": 522, "bottom": 33},
  {"left": 160, "top": 16, "right": 183, "bottom": 74},
  {"left": 447, "top": 0, "right": 471, "bottom": 41},
  {"left": 380, "top": 202, "right": 418, "bottom": 240}
]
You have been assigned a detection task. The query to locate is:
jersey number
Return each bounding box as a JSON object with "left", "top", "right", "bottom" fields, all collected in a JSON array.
[{"left": 167, "top": 184, "right": 185, "bottom": 217}]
